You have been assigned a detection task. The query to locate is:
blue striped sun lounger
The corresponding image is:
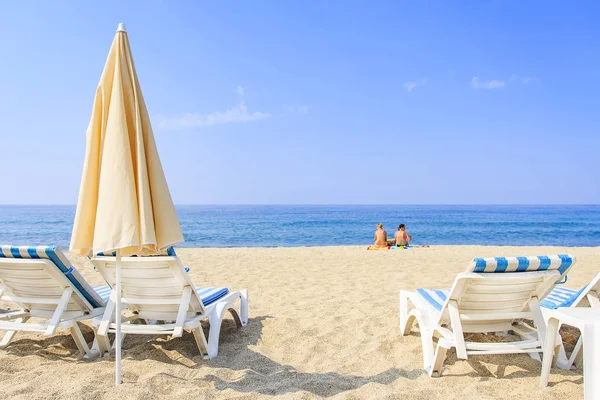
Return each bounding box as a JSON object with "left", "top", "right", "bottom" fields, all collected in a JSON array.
[
  {"left": 400, "top": 254, "right": 576, "bottom": 377},
  {"left": 539, "top": 273, "right": 600, "bottom": 370},
  {"left": 415, "top": 254, "right": 576, "bottom": 311},
  {"left": 90, "top": 250, "right": 249, "bottom": 360},
  {"left": 0, "top": 245, "right": 107, "bottom": 356},
  {"left": 541, "top": 273, "right": 600, "bottom": 310}
]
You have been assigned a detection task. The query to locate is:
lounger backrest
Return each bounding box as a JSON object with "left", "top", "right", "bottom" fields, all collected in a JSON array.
[
  {"left": 91, "top": 255, "right": 205, "bottom": 317},
  {"left": 0, "top": 245, "right": 104, "bottom": 313},
  {"left": 438, "top": 254, "right": 577, "bottom": 329},
  {"left": 572, "top": 273, "right": 600, "bottom": 307}
]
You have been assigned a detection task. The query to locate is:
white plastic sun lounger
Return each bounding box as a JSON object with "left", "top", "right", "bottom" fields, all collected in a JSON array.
[
  {"left": 540, "top": 273, "right": 600, "bottom": 370},
  {"left": 91, "top": 253, "right": 248, "bottom": 359},
  {"left": 0, "top": 245, "right": 106, "bottom": 356},
  {"left": 400, "top": 254, "right": 576, "bottom": 377}
]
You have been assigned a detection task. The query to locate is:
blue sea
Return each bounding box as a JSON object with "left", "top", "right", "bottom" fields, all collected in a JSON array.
[{"left": 0, "top": 205, "right": 599, "bottom": 248}]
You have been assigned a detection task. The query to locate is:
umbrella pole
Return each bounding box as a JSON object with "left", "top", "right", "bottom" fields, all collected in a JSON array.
[{"left": 115, "top": 249, "right": 122, "bottom": 385}]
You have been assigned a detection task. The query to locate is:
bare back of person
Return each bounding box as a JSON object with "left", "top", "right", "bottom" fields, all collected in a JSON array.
[
  {"left": 394, "top": 230, "right": 408, "bottom": 245},
  {"left": 395, "top": 224, "right": 411, "bottom": 246},
  {"left": 374, "top": 223, "right": 388, "bottom": 247}
]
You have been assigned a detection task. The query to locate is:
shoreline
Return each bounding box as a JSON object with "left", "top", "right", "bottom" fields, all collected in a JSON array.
[
  {"left": 176, "top": 243, "right": 600, "bottom": 248},
  {"left": 28, "top": 243, "right": 600, "bottom": 251}
]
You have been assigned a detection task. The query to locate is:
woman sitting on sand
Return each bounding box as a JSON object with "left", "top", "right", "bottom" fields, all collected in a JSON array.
[{"left": 373, "top": 223, "right": 388, "bottom": 247}]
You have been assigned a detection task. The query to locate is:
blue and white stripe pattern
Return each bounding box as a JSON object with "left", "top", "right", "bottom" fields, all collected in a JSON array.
[
  {"left": 466, "top": 254, "right": 575, "bottom": 275},
  {"left": 93, "top": 286, "right": 113, "bottom": 303},
  {"left": 91, "top": 286, "right": 228, "bottom": 306},
  {"left": 0, "top": 245, "right": 105, "bottom": 308},
  {"left": 196, "top": 287, "right": 229, "bottom": 306},
  {"left": 416, "top": 288, "right": 450, "bottom": 311},
  {"left": 540, "top": 286, "right": 586, "bottom": 309}
]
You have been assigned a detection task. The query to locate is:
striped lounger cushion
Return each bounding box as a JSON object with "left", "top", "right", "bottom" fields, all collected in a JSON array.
[
  {"left": 416, "top": 255, "right": 576, "bottom": 311},
  {"left": 467, "top": 254, "right": 574, "bottom": 274},
  {"left": 540, "top": 286, "right": 584, "bottom": 309},
  {"left": 92, "top": 286, "right": 229, "bottom": 306},
  {"left": 416, "top": 288, "right": 450, "bottom": 311},
  {"left": 0, "top": 245, "right": 105, "bottom": 308}
]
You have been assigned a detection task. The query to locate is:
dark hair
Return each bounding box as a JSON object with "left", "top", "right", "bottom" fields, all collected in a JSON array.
[{"left": 399, "top": 224, "right": 405, "bottom": 229}]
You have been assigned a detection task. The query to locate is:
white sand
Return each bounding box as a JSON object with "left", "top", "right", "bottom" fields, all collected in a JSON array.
[{"left": 0, "top": 245, "right": 596, "bottom": 399}]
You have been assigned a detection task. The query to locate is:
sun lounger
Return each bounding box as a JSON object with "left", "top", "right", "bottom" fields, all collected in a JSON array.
[
  {"left": 90, "top": 253, "right": 248, "bottom": 359},
  {"left": 540, "top": 273, "right": 600, "bottom": 370},
  {"left": 0, "top": 245, "right": 105, "bottom": 356},
  {"left": 399, "top": 254, "right": 576, "bottom": 377}
]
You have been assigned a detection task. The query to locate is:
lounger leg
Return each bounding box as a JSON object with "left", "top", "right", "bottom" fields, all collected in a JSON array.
[
  {"left": 45, "top": 288, "right": 73, "bottom": 336},
  {"left": 420, "top": 328, "right": 435, "bottom": 372},
  {"left": 206, "top": 304, "right": 227, "bottom": 359},
  {"left": 228, "top": 307, "right": 243, "bottom": 328},
  {"left": 71, "top": 322, "right": 91, "bottom": 357},
  {"left": 191, "top": 325, "right": 210, "bottom": 359},
  {"left": 553, "top": 339, "right": 570, "bottom": 369},
  {"left": 540, "top": 317, "right": 559, "bottom": 388},
  {"left": 91, "top": 335, "right": 109, "bottom": 356},
  {"left": 97, "top": 292, "right": 116, "bottom": 337},
  {"left": 0, "top": 316, "right": 29, "bottom": 348},
  {"left": 430, "top": 339, "right": 451, "bottom": 377},
  {"left": 399, "top": 291, "right": 416, "bottom": 336},
  {"left": 528, "top": 297, "right": 545, "bottom": 362},
  {"left": 572, "top": 337, "right": 584, "bottom": 369},
  {"left": 91, "top": 321, "right": 112, "bottom": 355},
  {"left": 222, "top": 292, "right": 244, "bottom": 329},
  {"left": 239, "top": 289, "right": 249, "bottom": 326}
]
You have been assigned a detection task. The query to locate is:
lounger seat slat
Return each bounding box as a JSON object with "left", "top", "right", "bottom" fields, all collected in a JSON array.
[
  {"left": 458, "top": 299, "right": 534, "bottom": 310},
  {"left": 123, "top": 285, "right": 186, "bottom": 294},
  {"left": 460, "top": 293, "right": 532, "bottom": 303},
  {"left": 465, "top": 282, "right": 541, "bottom": 294},
  {"left": 459, "top": 311, "right": 534, "bottom": 320},
  {"left": 466, "top": 348, "right": 541, "bottom": 355}
]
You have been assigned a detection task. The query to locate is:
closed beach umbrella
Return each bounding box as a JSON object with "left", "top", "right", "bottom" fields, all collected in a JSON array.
[{"left": 70, "top": 23, "right": 184, "bottom": 384}]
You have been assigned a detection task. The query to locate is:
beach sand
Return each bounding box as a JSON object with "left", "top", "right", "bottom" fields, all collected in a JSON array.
[{"left": 0, "top": 245, "right": 596, "bottom": 399}]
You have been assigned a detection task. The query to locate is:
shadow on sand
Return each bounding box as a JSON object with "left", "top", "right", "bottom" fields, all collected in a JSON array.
[
  {"left": 1, "top": 317, "right": 583, "bottom": 396},
  {"left": 405, "top": 331, "right": 582, "bottom": 386}
]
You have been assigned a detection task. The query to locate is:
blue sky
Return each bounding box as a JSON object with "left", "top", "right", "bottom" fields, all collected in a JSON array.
[{"left": 0, "top": 1, "right": 598, "bottom": 204}]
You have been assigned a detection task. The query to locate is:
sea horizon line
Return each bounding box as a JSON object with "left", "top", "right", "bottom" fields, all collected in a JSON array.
[{"left": 0, "top": 203, "right": 599, "bottom": 207}]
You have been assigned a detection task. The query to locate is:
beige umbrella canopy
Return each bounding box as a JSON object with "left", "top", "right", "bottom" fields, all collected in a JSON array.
[
  {"left": 70, "top": 23, "right": 183, "bottom": 384},
  {"left": 70, "top": 23, "right": 183, "bottom": 258}
]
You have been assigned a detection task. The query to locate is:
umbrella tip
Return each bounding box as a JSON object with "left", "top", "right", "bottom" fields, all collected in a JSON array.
[{"left": 117, "top": 23, "right": 126, "bottom": 33}]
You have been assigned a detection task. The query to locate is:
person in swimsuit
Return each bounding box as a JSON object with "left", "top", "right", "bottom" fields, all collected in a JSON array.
[
  {"left": 394, "top": 224, "right": 412, "bottom": 246},
  {"left": 374, "top": 223, "right": 388, "bottom": 247}
]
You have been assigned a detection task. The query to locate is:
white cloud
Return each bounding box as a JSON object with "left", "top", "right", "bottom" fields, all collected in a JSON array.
[
  {"left": 471, "top": 77, "right": 506, "bottom": 89},
  {"left": 283, "top": 104, "right": 309, "bottom": 114},
  {"left": 403, "top": 79, "right": 427, "bottom": 92},
  {"left": 472, "top": 74, "right": 535, "bottom": 90},
  {"left": 520, "top": 76, "right": 533, "bottom": 84},
  {"left": 156, "top": 87, "right": 271, "bottom": 130},
  {"left": 236, "top": 86, "right": 245, "bottom": 97}
]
